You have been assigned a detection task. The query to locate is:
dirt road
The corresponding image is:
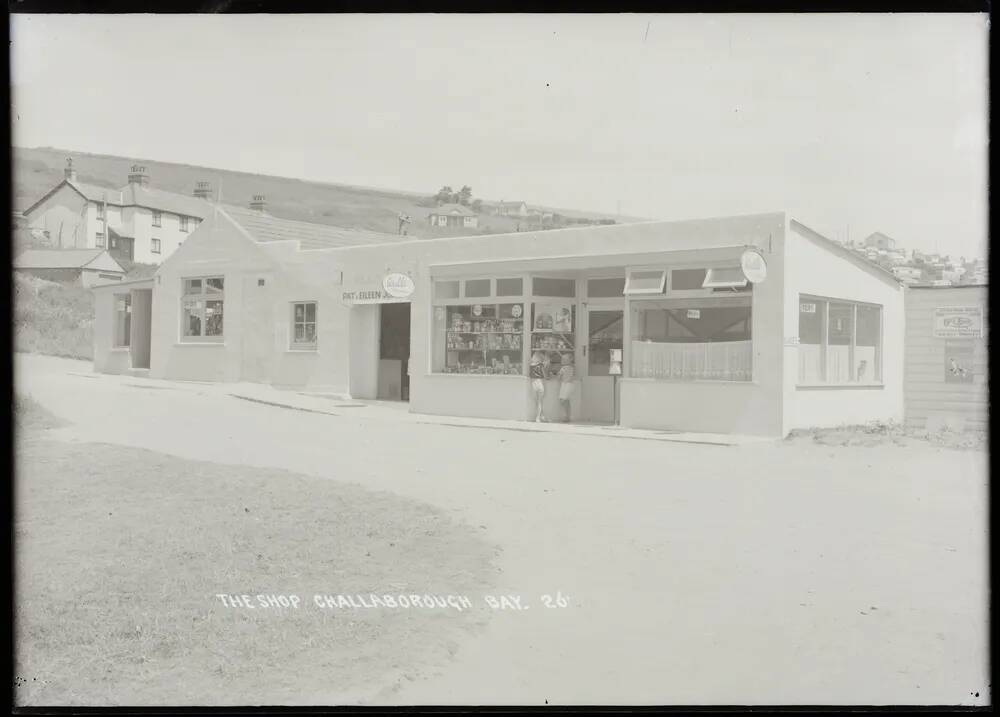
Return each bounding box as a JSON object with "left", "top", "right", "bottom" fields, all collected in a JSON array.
[{"left": 14, "top": 354, "right": 989, "bottom": 705}]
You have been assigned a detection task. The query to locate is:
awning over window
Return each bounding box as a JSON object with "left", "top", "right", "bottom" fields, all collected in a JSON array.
[
  {"left": 623, "top": 269, "right": 666, "bottom": 295},
  {"left": 702, "top": 267, "right": 748, "bottom": 289}
]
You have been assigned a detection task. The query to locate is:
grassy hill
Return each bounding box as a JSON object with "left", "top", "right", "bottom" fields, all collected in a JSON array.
[{"left": 14, "top": 146, "right": 638, "bottom": 239}]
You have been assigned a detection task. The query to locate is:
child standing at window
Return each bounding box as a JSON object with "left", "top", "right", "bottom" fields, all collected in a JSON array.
[
  {"left": 529, "top": 351, "right": 549, "bottom": 422},
  {"left": 557, "top": 353, "right": 576, "bottom": 422}
]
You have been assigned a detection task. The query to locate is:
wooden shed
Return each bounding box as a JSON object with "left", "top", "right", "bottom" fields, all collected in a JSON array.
[{"left": 904, "top": 285, "right": 988, "bottom": 432}]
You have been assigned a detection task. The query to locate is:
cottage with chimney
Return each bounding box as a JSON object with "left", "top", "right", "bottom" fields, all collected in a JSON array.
[{"left": 21, "top": 158, "right": 214, "bottom": 265}]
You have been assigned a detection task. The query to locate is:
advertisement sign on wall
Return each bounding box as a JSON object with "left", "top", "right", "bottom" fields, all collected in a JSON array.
[
  {"left": 933, "top": 306, "right": 984, "bottom": 338},
  {"left": 944, "top": 341, "right": 975, "bottom": 384}
]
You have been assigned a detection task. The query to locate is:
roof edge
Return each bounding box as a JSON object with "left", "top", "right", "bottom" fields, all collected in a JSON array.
[{"left": 789, "top": 218, "right": 903, "bottom": 288}]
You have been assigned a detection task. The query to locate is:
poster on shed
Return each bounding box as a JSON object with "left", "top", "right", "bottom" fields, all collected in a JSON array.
[{"left": 944, "top": 341, "right": 975, "bottom": 383}]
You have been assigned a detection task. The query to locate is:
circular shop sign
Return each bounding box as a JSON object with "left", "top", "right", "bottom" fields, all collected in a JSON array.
[
  {"left": 383, "top": 272, "right": 415, "bottom": 298},
  {"left": 472, "top": 304, "right": 483, "bottom": 316},
  {"left": 740, "top": 249, "right": 768, "bottom": 283},
  {"left": 511, "top": 305, "right": 523, "bottom": 318}
]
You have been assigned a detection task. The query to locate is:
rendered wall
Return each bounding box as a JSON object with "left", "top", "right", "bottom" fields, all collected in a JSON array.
[
  {"left": 782, "top": 223, "right": 906, "bottom": 433},
  {"left": 149, "top": 212, "right": 277, "bottom": 383}
]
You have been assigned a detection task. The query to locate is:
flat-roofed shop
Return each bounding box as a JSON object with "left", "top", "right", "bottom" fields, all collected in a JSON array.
[{"left": 92, "top": 207, "right": 905, "bottom": 437}]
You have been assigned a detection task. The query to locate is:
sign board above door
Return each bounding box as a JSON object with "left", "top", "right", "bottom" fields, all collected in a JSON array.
[{"left": 342, "top": 271, "right": 415, "bottom": 305}]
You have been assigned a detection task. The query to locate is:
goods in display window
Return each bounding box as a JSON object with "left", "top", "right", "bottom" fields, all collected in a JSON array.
[
  {"left": 441, "top": 303, "right": 525, "bottom": 375},
  {"left": 530, "top": 301, "right": 575, "bottom": 356}
]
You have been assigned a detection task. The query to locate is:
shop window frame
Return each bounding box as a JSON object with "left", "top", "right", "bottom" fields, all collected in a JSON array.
[
  {"left": 797, "top": 294, "right": 883, "bottom": 387},
  {"left": 429, "top": 273, "right": 530, "bottom": 376}
]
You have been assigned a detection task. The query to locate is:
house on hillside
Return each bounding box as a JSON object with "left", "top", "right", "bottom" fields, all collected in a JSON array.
[
  {"left": 21, "top": 158, "right": 212, "bottom": 265},
  {"left": 864, "top": 232, "right": 897, "bottom": 251},
  {"left": 493, "top": 200, "right": 529, "bottom": 218},
  {"left": 14, "top": 248, "right": 126, "bottom": 287},
  {"left": 428, "top": 203, "right": 478, "bottom": 229},
  {"left": 891, "top": 265, "right": 923, "bottom": 284}
]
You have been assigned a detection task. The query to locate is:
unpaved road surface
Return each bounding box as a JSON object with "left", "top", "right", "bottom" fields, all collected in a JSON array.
[{"left": 15, "top": 354, "right": 990, "bottom": 705}]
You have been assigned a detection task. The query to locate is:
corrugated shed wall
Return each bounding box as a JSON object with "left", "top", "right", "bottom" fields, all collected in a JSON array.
[{"left": 904, "top": 286, "right": 989, "bottom": 431}]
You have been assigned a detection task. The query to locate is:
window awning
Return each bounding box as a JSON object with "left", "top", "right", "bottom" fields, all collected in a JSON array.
[{"left": 702, "top": 267, "right": 748, "bottom": 289}]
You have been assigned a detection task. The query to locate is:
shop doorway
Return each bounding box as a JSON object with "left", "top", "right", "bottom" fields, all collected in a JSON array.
[
  {"left": 129, "top": 289, "right": 153, "bottom": 370},
  {"left": 378, "top": 302, "right": 411, "bottom": 401},
  {"left": 580, "top": 306, "right": 624, "bottom": 424}
]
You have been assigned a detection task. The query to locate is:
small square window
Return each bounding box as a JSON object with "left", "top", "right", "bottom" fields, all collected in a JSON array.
[
  {"left": 671, "top": 269, "right": 708, "bottom": 290},
  {"left": 532, "top": 277, "right": 576, "bottom": 297},
  {"left": 624, "top": 270, "right": 666, "bottom": 295},
  {"left": 702, "top": 267, "right": 748, "bottom": 289},
  {"left": 151, "top": 238, "right": 161, "bottom": 254},
  {"left": 434, "top": 280, "right": 460, "bottom": 299},
  {"left": 258, "top": 278, "right": 266, "bottom": 287},
  {"left": 152, "top": 211, "right": 162, "bottom": 227},
  {"left": 464, "top": 279, "right": 491, "bottom": 297},
  {"left": 496, "top": 278, "right": 523, "bottom": 296}
]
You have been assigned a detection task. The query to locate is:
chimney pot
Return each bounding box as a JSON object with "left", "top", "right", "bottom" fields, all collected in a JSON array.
[
  {"left": 64, "top": 157, "right": 78, "bottom": 182},
  {"left": 127, "top": 164, "right": 150, "bottom": 187},
  {"left": 249, "top": 194, "right": 266, "bottom": 212},
  {"left": 193, "top": 181, "right": 213, "bottom": 200}
]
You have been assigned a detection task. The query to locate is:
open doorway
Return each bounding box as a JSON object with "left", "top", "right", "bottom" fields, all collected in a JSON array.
[{"left": 378, "top": 302, "right": 411, "bottom": 401}]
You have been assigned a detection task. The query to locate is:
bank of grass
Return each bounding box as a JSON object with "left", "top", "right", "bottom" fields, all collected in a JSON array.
[
  {"left": 14, "top": 404, "right": 499, "bottom": 706},
  {"left": 14, "top": 273, "right": 93, "bottom": 360},
  {"left": 786, "top": 420, "right": 986, "bottom": 451}
]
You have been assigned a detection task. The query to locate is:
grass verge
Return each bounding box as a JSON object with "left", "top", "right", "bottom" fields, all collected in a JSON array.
[{"left": 14, "top": 411, "right": 499, "bottom": 705}]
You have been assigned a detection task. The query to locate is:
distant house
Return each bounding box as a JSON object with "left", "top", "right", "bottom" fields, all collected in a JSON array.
[
  {"left": 863, "top": 232, "right": 897, "bottom": 251},
  {"left": 14, "top": 248, "right": 126, "bottom": 287},
  {"left": 891, "top": 265, "right": 923, "bottom": 284},
  {"left": 428, "top": 203, "right": 479, "bottom": 229},
  {"left": 21, "top": 158, "right": 212, "bottom": 265},
  {"left": 494, "top": 200, "right": 529, "bottom": 218}
]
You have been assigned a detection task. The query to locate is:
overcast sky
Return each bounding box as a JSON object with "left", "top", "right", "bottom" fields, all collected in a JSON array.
[{"left": 10, "top": 13, "right": 989, "bottom": 258}]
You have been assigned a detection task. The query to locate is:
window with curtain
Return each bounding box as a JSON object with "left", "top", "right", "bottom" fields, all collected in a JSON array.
[
  {"left": 291, "top": 302, "right": 317, "bottom": 349},
  {"left": 630, "top": 296, "right": 752, "bottom": 381},
  {"left": 798, "top": 296, "right": 882, "bottom": 384}
]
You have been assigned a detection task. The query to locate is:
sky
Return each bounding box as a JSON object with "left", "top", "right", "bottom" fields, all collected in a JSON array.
[{"left": 10, "top": 13, "right": 990, "bottom": 258}]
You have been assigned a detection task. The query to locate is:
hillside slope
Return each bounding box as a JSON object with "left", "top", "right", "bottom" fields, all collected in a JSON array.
[{"left": 14, "top": 146, "right": 638, "bottom": 239}]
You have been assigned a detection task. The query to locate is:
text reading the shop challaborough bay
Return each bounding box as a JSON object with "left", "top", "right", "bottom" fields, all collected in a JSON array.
[{"left": 214, "top": 592, "right": 572, "bottom": 612}]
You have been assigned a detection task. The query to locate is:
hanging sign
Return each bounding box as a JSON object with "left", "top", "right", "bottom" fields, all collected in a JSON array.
[
  {"left": 740, "top": 249, "right": 768, "bottom": 283},
  {"left": 933, "top": 306, "right": 983, "bottom": 338},
  {"left": 800, "top": 302, "right": 816, "bottom": 313},
  {"left": 382, "top": 272, "right": 415, "bottom": 298}
]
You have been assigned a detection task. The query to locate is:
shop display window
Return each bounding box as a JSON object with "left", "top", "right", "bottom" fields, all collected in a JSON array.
[
  {"left": 434, "top": 303, "right": 525, "bottom": 375},
  {"left": 530, "top": 301, "right": 575, "bottom": 367},
  {"left": 798, "top": 295, "right": 882, "bottom": 384},
  {"left": 630, "top": 296, "right": 752, "bottom": 381}
]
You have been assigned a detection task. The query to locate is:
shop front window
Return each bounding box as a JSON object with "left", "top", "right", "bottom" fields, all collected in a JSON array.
[
  {"left": 433, "top": 303, "right": 525, "bottom": 375},
  {"left": 181, "top": 276, "right": 224, "bottom": 342},
  {"left": 530, "top": 300, "right": 575, "bottom": 370},
  {"left": 798, "top": 295, "right": 882, "bottom": 384},
  {"left": 630, "top": 297, "right": 752, "bottom": 381}
]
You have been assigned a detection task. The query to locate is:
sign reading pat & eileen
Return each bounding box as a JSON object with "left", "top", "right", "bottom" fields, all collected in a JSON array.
[{"left": 932, "top": 306, "right": 984, "bottom": 338}]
